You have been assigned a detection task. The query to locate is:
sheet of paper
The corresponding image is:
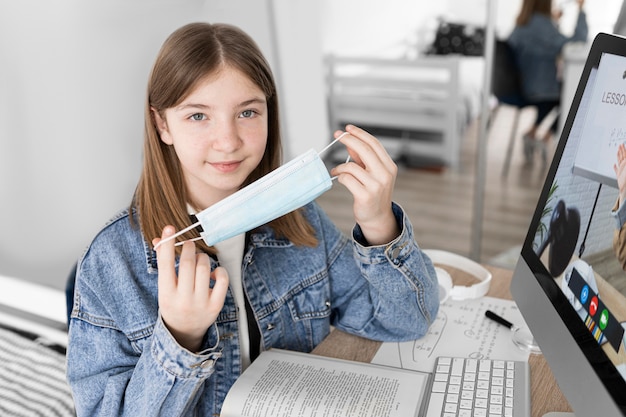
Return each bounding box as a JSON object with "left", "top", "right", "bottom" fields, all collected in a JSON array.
[{"left": 372, "top": 296, "right": 531, "bottom": 373}]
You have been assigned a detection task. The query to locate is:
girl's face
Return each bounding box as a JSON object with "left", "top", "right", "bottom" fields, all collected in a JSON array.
[{"left": 154, "top": 66, "right": 268, "bottom": 209}]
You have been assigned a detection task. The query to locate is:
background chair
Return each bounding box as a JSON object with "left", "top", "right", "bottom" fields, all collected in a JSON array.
[{"left": 491, "top": 39, "right": 531, "bottom": 177}]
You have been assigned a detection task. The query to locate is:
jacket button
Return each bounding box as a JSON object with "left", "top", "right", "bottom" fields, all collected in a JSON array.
[
  {"left": 199, "top": 359, "right": 215, "bottom": 369},
  {"left": 267, "top": 323, "right": 275, "bottom": 331}
]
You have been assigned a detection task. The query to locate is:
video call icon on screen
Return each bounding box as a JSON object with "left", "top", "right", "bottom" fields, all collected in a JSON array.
[{"left": 568, "top": 268, "right": 624, "bottom": 352}]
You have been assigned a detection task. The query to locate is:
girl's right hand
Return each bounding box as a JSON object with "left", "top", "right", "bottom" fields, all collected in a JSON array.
[{"left": 153, "top": 226, "right": 229, "bottom": 352}]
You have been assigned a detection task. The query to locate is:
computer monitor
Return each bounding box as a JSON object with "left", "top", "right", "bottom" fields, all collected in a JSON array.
[{"left": 511, "top": 33, "right": 626, "bottom": 417}]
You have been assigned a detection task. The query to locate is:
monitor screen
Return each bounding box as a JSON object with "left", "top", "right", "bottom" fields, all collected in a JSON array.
[{"left": 511, "top": 33, "right": 626, "bottom": 417}]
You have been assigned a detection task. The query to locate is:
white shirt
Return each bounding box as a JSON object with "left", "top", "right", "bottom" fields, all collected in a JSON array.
[{"left": 213, "top": 234, "right": 251, "bottom": 370}]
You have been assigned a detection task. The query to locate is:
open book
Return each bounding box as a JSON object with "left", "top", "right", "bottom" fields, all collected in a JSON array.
[{"left": 220, "top": 349, "right": 430, "bottom": 417}]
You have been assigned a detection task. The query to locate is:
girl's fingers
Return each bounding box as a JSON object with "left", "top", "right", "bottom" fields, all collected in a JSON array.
[
  {"left": 335, "top": 136, "right": 383, "bottom": 175},
  {"left": 176, "top": 240, "right": 198, "bottom": 295},
  {"left": 342, "top": 125, "right": 395, "bottom": 170},
  {"left": 208, "top": 266, "right": 230, "bottom": 314},
  {"left": 334, "top": 159, "right": 378, "bottom": 190},
  {"left": 155, "top": 226, "right": 177, "bottom": 294},
  {"left": 193, "top": 252, "right": 213, "bottom": 298}
]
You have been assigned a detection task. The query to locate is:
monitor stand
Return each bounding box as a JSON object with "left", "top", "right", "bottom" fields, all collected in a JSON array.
[{"left": 543, "top": 413, "right": 576, "bottom": 417}]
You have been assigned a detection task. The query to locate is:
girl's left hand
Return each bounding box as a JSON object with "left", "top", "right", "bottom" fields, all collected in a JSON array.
[{"left": 330, "top": 125, "right": 400, "bottom": 245}]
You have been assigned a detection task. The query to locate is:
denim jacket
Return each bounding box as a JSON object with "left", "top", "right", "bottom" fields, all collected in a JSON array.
[
  {"left": 508, "top": 11, "right": 588, "bottom": 102},
  {"left": 66, "top": 201, "right": 439, "bottom": 416}
]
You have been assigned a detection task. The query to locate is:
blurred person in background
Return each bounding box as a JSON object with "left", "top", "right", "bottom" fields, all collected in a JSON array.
[{"left": 508, "top": 0, "right": 588, "bottom": 163}]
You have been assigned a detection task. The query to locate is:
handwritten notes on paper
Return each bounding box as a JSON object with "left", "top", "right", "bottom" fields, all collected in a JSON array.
[{"left": 372, "top": 296, "right": 531, "bottom": 373}]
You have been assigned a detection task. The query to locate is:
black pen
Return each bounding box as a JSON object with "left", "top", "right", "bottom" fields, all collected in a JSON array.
[{"left": 485, "top": 310, "right": 514, "bottom": 329}]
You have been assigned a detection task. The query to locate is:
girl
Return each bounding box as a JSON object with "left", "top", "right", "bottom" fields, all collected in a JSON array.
[{"left": 66, "top": 22, "right": 439, "bottom": 416}]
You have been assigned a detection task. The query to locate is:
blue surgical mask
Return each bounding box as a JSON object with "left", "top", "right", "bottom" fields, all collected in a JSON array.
[{"left": 154, "top": 134, "right": 347, "bottom": 249}]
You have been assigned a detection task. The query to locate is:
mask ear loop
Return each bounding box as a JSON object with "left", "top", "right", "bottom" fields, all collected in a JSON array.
[
  {"left": 318, "top": 131, "right": 351, "bottom": 181},
  {"left": 154, "top": 132, "right": 351, "bottom": 250},
  {"left": 153, "top": 221, "right": 203, "bottom": 250}
]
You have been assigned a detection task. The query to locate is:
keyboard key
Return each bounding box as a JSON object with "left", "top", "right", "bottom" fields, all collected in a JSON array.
[
  {"left": 425, "top": 392, "right": 445, "bottom": 417},
  {"left": 461, "top": 390, "right": 474, "bottom": 400},
  {"left": 448, "top": 384, "right": 460, "bottom": 394},
  {"left": 464, "top": 372, "right": 476, "bottom": 382},
  {"left": 491, "top": 377, "right": 504, "bottom": 386},
  {"left": 437, "top": 364, "right": 451, "bottom": 373},
  {"left": 435, "top": 372, "right": 449, "bottom": 382},
  {"left": 476, "top": 389, "right": 488, "bottom": 399},
  {"left": 490, "top": 394, "right": 503, "bottom": 405},
  {"left": 452, "top": 358, "right": 464, "bottom": 376},
  {"left": 475, "top": 398, "right": 488, "bottom": 408},
  {"left": 460, "top": 399, "right": 473, "bottom": 410},
  {"left": 466, "top": 359, "right": 478, "bottom": 373},
  {"left": 447, "top": 393, "right": 459, "bottom": 404},
  {"left": 432, "top": 381, "right": 447, "bottom": 393},
  {"left": 450, "top": 376, "right": 462, "bottom": 385},
  {"left": 445, "top": 402, "right": 458, "bottom": 413},
  {"left": 463, "top": 381, "right": 475, "bottom": 391}
]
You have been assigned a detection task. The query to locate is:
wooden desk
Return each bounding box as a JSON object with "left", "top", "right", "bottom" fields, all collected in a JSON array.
[{"left": 312, "top": 264, "right": 572, "bottom": 417}]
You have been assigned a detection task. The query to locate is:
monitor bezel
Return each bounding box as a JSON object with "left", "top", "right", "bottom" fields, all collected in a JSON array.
[{"left": 515, "top": 32, "right": 626, "bottom": 415}]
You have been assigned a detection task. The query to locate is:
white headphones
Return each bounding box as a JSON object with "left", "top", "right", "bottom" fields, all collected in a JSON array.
[{"left": 423, "top": 249, "right": 492, "bottom": 302}]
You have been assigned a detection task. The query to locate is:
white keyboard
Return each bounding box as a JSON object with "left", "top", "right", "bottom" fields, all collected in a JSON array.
[{"left": 424, "top": 356, "right": 530, "bottom": 417}]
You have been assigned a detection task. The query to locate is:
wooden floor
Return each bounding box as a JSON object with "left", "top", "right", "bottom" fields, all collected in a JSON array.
[{"left": 318, "top": 106, "right": 553, "bottom": 269}]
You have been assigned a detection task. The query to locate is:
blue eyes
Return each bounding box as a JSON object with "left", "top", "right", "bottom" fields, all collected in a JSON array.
[{"left": 188, "top": 110, "right": 257, "bottom": 121}]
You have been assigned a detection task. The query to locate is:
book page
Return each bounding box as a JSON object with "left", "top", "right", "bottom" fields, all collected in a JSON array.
[{"left": 221, "top": 349, "right": 429, "bottom": 417}]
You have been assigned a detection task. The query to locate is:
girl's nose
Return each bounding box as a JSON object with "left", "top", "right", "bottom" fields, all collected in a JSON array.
[{"left": 211, "top": 122, "right": 242, "bottom": 153}]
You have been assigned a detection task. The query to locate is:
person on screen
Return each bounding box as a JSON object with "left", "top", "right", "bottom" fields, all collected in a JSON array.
[
  {"left": 508, "top": 0, "right": 588, "bottom": 163},
  {"left": 65, "top": 22, "right": 440, "bottom": 416},
  {"left": 612, "top": 143, "right": 626, "bottom": 270}
]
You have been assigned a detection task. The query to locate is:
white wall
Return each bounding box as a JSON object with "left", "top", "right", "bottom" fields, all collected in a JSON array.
[
  {"left": 0, "top": 1, "right": 202, "bottom": 288},
  {"left": 0, "top": 0, "right": 326, "bottom": 290}
]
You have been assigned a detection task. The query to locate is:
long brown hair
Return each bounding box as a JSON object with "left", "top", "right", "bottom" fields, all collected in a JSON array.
[
  {"left": 132, "top": 22, "right": 317, "bottom": 254},
  {"left": 516, "top": 0, "right": 553, "bottom": 26}
]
